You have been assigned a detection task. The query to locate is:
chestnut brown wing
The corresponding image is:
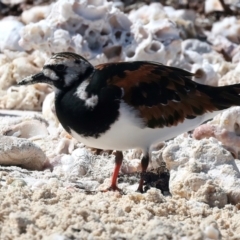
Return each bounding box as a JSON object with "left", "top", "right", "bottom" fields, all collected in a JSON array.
[{"left": 94, "top": 61, "right": 240, "bottom": 128}]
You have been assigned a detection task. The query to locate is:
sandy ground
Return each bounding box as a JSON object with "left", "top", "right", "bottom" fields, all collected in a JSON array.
[{"left": 0, "top": 163, "right": 240, "bottom": 240}]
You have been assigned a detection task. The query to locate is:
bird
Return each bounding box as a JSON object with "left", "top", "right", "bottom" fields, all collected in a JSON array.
[{"left": 18, "top": 52, "right": 240, "bottom": 193}]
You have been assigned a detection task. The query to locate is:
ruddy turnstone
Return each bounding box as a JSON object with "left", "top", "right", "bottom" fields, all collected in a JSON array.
[{"left": 18, "top": 52, "right": 240, "bottom": 192}]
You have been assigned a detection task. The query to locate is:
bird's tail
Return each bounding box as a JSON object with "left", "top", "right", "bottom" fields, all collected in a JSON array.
[{"left": 198, "top": 83, "right": 240, "bottom": 110}]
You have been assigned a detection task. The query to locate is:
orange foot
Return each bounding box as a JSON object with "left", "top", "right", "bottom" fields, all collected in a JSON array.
[{"left": 101, "top": 151, "right": 124, "bottom": 194}]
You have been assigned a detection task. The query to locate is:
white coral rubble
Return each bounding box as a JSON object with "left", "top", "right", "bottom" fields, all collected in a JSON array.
[
  {"left": 156, "top": 135, "right": 240, "bottom": 206},
  {"left": 0, "top": 136, "right": 46, "bottom": 170},
  {"left": 193, "top": 107, "right": 240, "bottom": 158}
]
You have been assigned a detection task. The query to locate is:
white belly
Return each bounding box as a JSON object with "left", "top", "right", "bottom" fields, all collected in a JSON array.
[{"left": 70, "top": 102, "right": 221, "bottom": 151}]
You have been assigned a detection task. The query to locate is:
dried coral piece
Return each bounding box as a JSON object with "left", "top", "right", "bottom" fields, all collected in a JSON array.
[
  {"left": 193, "top": 107, "right": 240, "bottom": 158},
  {"left": 18, "top": 1, "right": 184, "bottom": 66},
  {"left": 0, "top": 17, "right": 24, "bottom": 52},
  {"left": 0, "top": 114, "right": 48, "bottom": 135},
  {"left": 212, "top": 16, "right": 240, "bottom": 44},
  {"left": 0, "top": 136, "right": 47, "bottom": 170},
  {"left": 0, "top": 50, "right": 51, "bottom": 111},
  {"left": 21, "top": 5, "right": 52, "bottom": 24},
  {"left": 0, "top": 85, "right": 51, "bottom": 111},
  {"left": 159, "top": 136, "right": 240, "bottom": 205},
  {"left": 218, "top": 65, "right": 240, "bottom": 86}
]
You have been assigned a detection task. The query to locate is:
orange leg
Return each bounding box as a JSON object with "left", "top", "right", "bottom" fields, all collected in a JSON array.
[
  {"left": 102, "top": 151, "right": 123, "bottom": 192},
  {"left": 137, "top": 154, "right": 149, "bottom": 193}
]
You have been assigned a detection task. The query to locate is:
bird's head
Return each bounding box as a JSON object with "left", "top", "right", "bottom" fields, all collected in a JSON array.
[{"left": 18, "top": 52, "right": 94, "bottom": 90}]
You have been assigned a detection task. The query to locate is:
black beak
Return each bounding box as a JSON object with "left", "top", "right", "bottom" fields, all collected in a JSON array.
[{"left": 18, "top": 72, "right": 52, "bottom": 85}]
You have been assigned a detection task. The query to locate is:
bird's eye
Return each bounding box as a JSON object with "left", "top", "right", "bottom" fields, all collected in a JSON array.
[{"left": 56, "top": 64, "right": 66, "bottom": 71}]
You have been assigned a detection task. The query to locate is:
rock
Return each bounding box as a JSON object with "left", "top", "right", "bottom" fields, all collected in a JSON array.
[
  {"left": 212, "top": 16, "right": 240, "bottom": 44},
  {"left": 0, "top": 136, "right": 47, "bottom": 170},
  {"left": 158, "top": 136, "right": 240, "bottom": 206},
  {"left": 0, "top": 116, "right": 48, "bottom": 139},
  {"left": 0, "top": 17, "right": 24, "bottom": 52},
  {"left": 21, "top": 5, "right": 52, "bottom": 24},
  {"left": 193, "top": 107, "right": 240, "bottom": 158},
  {"left": 205, "top": 0, "right": 223, "bottom": 14}
]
